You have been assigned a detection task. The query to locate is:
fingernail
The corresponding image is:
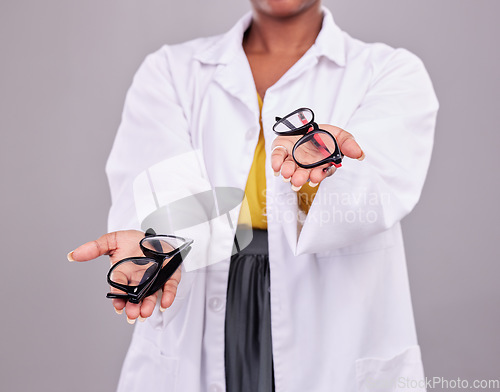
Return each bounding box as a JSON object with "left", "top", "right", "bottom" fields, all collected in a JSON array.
[
  {"left": 283, "top": 177, "right": 291, "bottom": 183},
  {"left": 309, "top": 182, "right": 318, "bottom": 187},
  {"left": 127, "top": 317, "right": 136, "bottom": 325},
  {"left": 274, "top": 171, "right": 280, "bottom": 177},
  {"left": 115, "top": 308, "right": 123, "bottom": 315},
  {"left": 160, "top": 306, "right": 167, "bottom": 312},
  {"left": 67, "top": 251, "right": 75, "bottom": 262},
  {"left": 291, "top": 184, "right": 302, "bottom": 192},
  {"left": 357, "top": 151, "right": 365, "bottom": 161},
  {"left": 138, "top": 315, "right": 146, "bottom": 322}
]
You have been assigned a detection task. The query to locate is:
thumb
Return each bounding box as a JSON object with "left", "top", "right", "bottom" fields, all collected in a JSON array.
[
  {"left": 319, "top": 124, "right": 365, "bottom": 160},
  {"left": 68, "top": 232, "right": 118, "bottom": 262}
]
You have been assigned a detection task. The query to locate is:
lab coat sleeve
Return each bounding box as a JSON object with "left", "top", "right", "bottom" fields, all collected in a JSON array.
[
  {"left": 106, "top": 48, "right": 193, "bottom": 232},
  {"left": 296, "top": 49, "right": 439, "bottom": 254}
]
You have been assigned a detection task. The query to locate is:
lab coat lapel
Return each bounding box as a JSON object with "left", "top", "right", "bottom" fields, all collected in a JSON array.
[
  {"left": 212, "top": 53, "right": 260, "bottom": 117},
  {"left": 194, "top": 11, "right": 259, "bottom": 116}
]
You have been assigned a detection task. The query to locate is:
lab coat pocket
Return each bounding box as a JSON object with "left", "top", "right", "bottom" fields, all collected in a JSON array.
[
  {"left": 355, "top": 346, "right": 426, "bottom": 392},
  {"left": 118, "top": 334, "right": 178, "bottom": 392}
]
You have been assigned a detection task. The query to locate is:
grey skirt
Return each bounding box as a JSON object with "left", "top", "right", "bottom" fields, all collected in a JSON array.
[{"left": 225, "top": 229, "right": 275, "bottom": 392}]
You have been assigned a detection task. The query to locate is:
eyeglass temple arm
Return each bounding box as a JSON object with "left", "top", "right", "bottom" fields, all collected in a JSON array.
[
  {"left": 145, "top": 246, "right": 192, "bottom": 297},
  {"left": 145, "top": 228, "right": 156, "bottom": 236},
  {"left": 138, "top": 264, "right": 159, "bottom": 286},
  {"left": 299, "top": 116, "right": 333, "bottom": 159},
  {"left": 275, "top": 116, "right": 299, "bottom": 131},
  {"left": 299, "top": 114, "right": 342, "bottom": 168},
  {"left": 311, "top": 134, "right": 342, "bottom": 168},
  {"left": 106, "top": 292, "right": 129, "bottom": 300}
]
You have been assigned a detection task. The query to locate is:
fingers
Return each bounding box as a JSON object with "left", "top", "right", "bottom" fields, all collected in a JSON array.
[
  {"left": 112, "top": 298, "right": 126, "bottom": 314},
  {"left": 115, "top": 268, "right": 181, "bottom": 324},
  {"left": 319, "top": 124, "right": 364, "bottom": 160},
  {"left": 339, "top": 137, "right": 364, "bottom": 160},
  {"left": 291, "top": 165, "right": 335, "bottom": 191},
  {"left": 125, "top": 300, "right": 142, "bottom": 324},
  {"left": 160, "top": 267, "right": 181, "bottom": 311},
  {"left": 69, "top": 232, "right": 118, "bottom": 262},
  {"left": 108, "top": 269, "right": 130, "bottom": 316},
  {"left": 277, "top": 153, "right": 334, "bottom": 190},
  {"left": 113, "top": 292, "right": 157, "bottom": 324},
  {"left": 290, "top": 167, "right": 311, "bottom": 190},
  {"left": 279, "top": 158, "right": 297, "bottom": 181},
  {"left": 309, "top": 165, "right": 332, "bottom": 184},
  {"left": 270, "top": 146, "right": 288, "bottom": 173},
  {"left": 123, "top": 291, "right": 159, "bottom": 324},
  {"left": 68, "top": 230, "right": 145, "bottom": 263},
  {"left": 271, "top": 137, "right": 297, "bottom": 173},
  {"left": 313, "top": 163, "right": 338, "bottom": 181},
  {"left": 140, "top": 294, "right": 158, "bottom": 318}
]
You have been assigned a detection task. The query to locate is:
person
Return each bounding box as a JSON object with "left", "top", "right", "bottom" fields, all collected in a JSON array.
[{"left": 68, "top": 0, "right": 438, "bottom": 391}]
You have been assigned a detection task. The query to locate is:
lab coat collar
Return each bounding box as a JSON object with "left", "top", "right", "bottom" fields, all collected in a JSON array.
[
  {"left": 194, "top": 12, "right": 253, "bottom": 65},
  {"left": 314, "top": 7, "right": 347, "bottom": 67},
  {"left": 194, "top": 7, "right": 346, "bottom": 67}
]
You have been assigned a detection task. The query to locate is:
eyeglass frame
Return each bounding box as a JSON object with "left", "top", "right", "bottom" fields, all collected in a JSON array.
[
  {"left": 273, "top": 107, "right": 343, "bottom": 170},
  {"left": 106, "top": 229, "right": 193, "bottom": 304}
]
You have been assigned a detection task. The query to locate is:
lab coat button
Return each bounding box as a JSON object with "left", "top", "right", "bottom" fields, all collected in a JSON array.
[
  {"left": 208, "top": 297, "right": 224, "bottom": 312},
  {"left": 209, "top": 384, "right": 223, "bottom": 392}
]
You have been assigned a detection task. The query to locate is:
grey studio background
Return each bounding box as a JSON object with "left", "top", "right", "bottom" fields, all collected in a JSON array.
[{"left": 1, "top": 0, "right": 499, "bottom": 391}]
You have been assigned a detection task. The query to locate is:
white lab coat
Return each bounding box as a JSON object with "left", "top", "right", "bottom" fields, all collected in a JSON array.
[{"left": 106, "top": 7, "right": 438, "bottom": 392}]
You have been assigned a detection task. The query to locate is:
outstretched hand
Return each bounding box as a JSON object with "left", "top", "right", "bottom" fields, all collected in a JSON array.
[
  {"left": 68, "top": 230, "right": 181, "bottom": 324},
  {"left": 271, "top": 124, "right": 365, "bottom": 190}
]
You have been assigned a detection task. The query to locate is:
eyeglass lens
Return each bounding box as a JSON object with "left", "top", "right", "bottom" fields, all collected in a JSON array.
[
  {"left": 109, "top": 258, "right": 159, "bottom": 294},
  {"left": 141, "top": 236, "right": 185, "bottom": 254},
  {"left": 274, "top": 108, "right": 314, "bottom": 133},
  {"left": 293, "top": 131, "right": 337, "bottom": 166}
]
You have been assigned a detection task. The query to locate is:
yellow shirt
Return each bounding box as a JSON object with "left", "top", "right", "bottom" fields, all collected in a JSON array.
[{"left": 241, "top": 95, "right": 317, "bottom": 229}]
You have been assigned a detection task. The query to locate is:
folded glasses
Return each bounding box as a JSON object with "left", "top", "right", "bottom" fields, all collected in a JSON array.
[
  {"left": 106, "top": 229, "right": 193, "bottom": 304},
  {"left": 273, "top": 108, "right": 343, "bottom": 170}
]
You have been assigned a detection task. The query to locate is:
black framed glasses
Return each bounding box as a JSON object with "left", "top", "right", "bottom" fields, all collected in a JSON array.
[
  {"left": 273, "top": 108, "right": 343, "bottom": 170},
  {"left": 106, "top": 229, "right": 193, "bottom": 304}
]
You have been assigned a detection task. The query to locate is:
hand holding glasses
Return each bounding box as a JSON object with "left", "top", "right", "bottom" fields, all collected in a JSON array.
[
  {"left": 106, "top": 229, "right": 193, "bottom": 304},
  {"left": 273, "top": 108, "right": 343, "bottom": 171}
]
